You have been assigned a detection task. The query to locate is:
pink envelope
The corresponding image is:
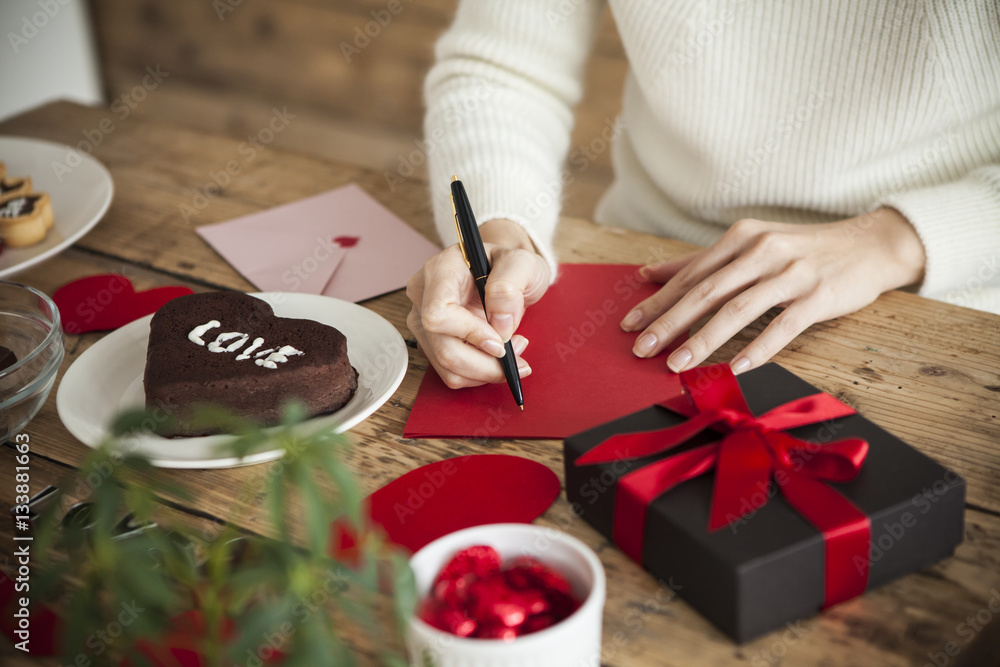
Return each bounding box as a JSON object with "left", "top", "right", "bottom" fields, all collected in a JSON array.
[{"left": 196, "top": 184, "right": 441, "bottom": 302}]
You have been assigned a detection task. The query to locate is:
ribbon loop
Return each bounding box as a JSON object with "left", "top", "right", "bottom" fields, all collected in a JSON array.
[{"left": 576, "top": 364, "right": 871, "bottom": 608}]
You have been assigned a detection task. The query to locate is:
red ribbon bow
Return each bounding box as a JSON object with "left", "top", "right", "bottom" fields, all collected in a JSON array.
[{"left": 576, "top": 364, "right": 871, "bottom": 607}]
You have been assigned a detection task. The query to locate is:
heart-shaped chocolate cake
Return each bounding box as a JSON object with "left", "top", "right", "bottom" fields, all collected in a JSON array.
[{"left": 144, "top": 292, "right": 357, "bottom": 437}]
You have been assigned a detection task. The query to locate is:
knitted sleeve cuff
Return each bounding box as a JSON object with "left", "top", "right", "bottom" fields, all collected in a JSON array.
[{"left": 883, "top": 166, "right": 1000, "bottom": 303}]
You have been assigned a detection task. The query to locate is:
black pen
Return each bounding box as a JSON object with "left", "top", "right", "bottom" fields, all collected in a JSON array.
[{"left": 450, "top": 176, "right": 524, "bottom": 410}]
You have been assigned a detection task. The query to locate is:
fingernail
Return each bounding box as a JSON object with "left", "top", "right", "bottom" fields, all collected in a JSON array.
[
  {"left": 513, "top": 336, "right": 529, "bottom": 356},
  {"left": 633, "top": 333, "right": 657, "bottom": 357},
  {"left": 491, "top": 313, "right": 514, "bottom": 341},
  {"left": 638, "top": 266, "right": 650, "bottom": 280},
  {"left": 517, "top": 361, "right": 532, "bottom": 377},
  {"left": 667, "top": 347, "right": 693, "bottom": 372},
  {"left": 482, "top": 339, "right": 505, "bottom": 358},
  {"left": 621, "top": 310, "right": 642, "bottom": 330},
  {"left": 730, "top": 357, "right": 751, "bottom": 374}
]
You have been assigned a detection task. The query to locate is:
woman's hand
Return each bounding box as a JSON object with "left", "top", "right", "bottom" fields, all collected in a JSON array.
[
  {"left": 406, "top": 218, "right": 552, "bottom": 388},
  {"left": 621, "top": 208, "right": 926, "bottom": 374}
]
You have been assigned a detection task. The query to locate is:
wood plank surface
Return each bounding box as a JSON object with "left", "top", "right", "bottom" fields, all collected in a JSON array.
[{"left": 1, "top": 102, "right": 999, "bottom": 666}]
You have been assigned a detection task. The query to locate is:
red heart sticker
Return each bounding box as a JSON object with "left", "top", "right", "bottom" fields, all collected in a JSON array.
[
  {"left": 332, "top": 455, "right": 561, "bottom": 556},
  {"left": 54, "top": 274, "right": 194, "bottom": 334},
  {"left": 332, "top": 235, "right": 360, "bottom": 248}
]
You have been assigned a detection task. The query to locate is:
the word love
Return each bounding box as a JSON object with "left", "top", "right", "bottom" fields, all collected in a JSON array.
[{"left": 188, "top": 320, "right": 304, "bottom": 370}]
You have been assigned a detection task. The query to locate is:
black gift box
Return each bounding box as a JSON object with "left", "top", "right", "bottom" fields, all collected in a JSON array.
[{"left": 563, "top": 363, "right": 965, "bottom": 642}]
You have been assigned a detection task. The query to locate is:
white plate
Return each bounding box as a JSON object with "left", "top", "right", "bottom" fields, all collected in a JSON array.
[
  {"left": 0, "top": 136, "right": 114, "bottom": 278},
  {"left": 56, "top": 293, "right": 408, "bottom": 468}
]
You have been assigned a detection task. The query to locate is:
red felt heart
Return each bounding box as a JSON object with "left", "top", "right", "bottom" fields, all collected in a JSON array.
[
  {"left": 332, "top": 455, "right": 561, "bottom": 556},
  {"left": 332, "top": 235, "right": 360, "bottom": 248},
  {"left": 53, "top": 274, "right": 193, "bottom": 334}
]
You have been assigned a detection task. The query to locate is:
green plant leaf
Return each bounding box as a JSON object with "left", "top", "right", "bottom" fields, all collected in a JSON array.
[
  {"left": 226, "top": 569, "right": 270, "bottom": 614},
  {"left": 31, "top": 485, "right": 65, "bottom": 560},
  {"left": 294, "top": 622, "right": 348, "bottom": 667},
  {"left": 60, "top": 579, "right": 100, "bottom": 661},
  {"left": 92, "top": 475, "right": 123, "bottom": 540},
  {"left": 227, "top": 428, "right": 275, "bottom": 460},
  {"left": 381, "top": 654, "right": 410, "bottom": 667},
  {"left": 268, "top": 464, "right": 291, "bottom": 543},
  {"left": 390, "top": 551, "right": 418, "bottom": 634},
  {"left": 37, "top": 403, "right": 412, "bottom": 666},
  {"left": 188, "top": 404, "right": 260, "bottom": 435},
  {"left": 314, "top": 442, "right": 363, "bottom": 528},
  {"left": 32, "top": 560, "right": 71, "bottom": 603},
  {"left": 148, "top": 528, "right": 199, "bottom": 588},
  {"left": 293, "top": 461, "right": 331, "bottom": 557},
  {"left": 110, "top": 407, "right": 175, "bottom": 437},
  {"left": 227, "top": 597, "right": 295, "bottom": 663},
  {"left": 280, "top": 401, "right": 309, "bottom": 427},
  {"left": 115, "top": 537, "right": 179, "bottom": 610}
]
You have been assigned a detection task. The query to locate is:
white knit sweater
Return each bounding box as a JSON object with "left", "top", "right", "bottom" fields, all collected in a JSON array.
[{"left": 424, "top": 1, "right": 1000, "bottom": 314}]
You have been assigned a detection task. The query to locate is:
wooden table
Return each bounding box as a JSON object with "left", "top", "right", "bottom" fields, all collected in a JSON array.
[{"left": 2, "top": 102, "right": 999, "bottom": 666}]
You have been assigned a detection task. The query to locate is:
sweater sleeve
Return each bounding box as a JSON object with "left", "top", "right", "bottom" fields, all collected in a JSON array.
[
  {"left": 423, "top": 0, "right": 605, "bottom": 277},
  {"left": 884, "top": 164, "right": 1000, "bottom": 313}
]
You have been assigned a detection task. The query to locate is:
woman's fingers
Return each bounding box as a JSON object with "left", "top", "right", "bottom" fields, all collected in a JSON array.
[
  {"left": 406, "top": 235, "right": 548, "bottom": 389},
  {"left": 418, "top": 326, "right": 532, "bottom": 388},
  {"left": 662, "top": 265, "right": 812, "bottom": 371},
  {"left": 631, "top": 247, "right": 799, "bottom": 359},
  {"left": 617, "top": 250, "right": 700, "bottom": 331},
  {"left": 622, "top": 220, "right": 783, "bottom": 334},
  {"left": 621, "top": 241, "right": 751, "bottom": 333},
  {"left": 416, "top": 245, "right": 507, "bottom": 357},
  {"left": 622, "top": 253, "right": 726, "bottom": 333},
  {"left": 639, "top": 250, "right": 702, "bottom": 284},
  {"left": 727, "top": 299, "right": 821, "bottom": 373},
  {"left": 483, "top": 247, "right": 551, "bottom": 342}
]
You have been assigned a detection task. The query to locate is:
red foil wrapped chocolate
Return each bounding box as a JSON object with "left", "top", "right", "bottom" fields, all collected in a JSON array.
[{"left": 418, "top": 546, "right": 581, "bottom": 640}]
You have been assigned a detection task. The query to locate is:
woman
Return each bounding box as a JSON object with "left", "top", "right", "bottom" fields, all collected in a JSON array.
[{"left": 406, "top": 1, "right": 1000, "bottom": 389}]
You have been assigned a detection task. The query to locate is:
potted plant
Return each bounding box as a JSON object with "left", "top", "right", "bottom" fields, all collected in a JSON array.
[{"left": 29, "top": 404, "right": 416, "bottom": 666}]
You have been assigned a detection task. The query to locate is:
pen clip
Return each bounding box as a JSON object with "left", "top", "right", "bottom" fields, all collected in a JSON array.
[{"left": 450, "top": 176, "right": 471, "bottom": 269}]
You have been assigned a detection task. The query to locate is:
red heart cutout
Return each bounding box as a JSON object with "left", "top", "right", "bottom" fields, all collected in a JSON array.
[
  {"left": 332, "top": 235, "right": 360, "bottom": 248},
  {"left": 332, "top": 455, "right": 561, "bottom": 555},
  {"left": 54, "top": 274, "right": 193, "bottom": 334}
]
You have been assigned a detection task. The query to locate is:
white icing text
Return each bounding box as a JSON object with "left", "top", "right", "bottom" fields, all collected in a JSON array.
[{"left": 187, "top": 320, "right": 304, "bottom": 370}]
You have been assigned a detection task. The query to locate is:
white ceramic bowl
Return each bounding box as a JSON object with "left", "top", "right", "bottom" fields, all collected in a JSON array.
[{"left": 408, "top": 523, "right": 606, "bottom": 667}]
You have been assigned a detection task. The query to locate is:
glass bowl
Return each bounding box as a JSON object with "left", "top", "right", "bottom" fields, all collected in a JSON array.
[{"left": 0, "top": 281, "right": 65, "bottom": 441}]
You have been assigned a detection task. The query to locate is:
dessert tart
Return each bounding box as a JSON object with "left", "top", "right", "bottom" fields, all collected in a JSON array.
[
  {"left": 0, "top": 176, "right": 32, "bottom": 198},
  {"left": 0, "top": 192, "right": 54, "bottom": 248}
]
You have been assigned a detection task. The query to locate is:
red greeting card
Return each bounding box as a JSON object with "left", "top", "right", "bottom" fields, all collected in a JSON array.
[{"left": 403, "top": 264, "right": 687, "bottom": 439}]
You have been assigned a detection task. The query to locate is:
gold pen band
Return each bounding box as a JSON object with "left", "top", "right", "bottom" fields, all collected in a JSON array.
[{"left": 450, "top": 175, "right": 470, "bottom": 268}]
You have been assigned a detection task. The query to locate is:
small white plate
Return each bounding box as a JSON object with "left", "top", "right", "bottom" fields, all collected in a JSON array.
[
  {"left": 56, "top": 293, "right": 409, "bottom": 468},
  {"left": 0, "top": 136, "right": 114, "bottom": 279}
]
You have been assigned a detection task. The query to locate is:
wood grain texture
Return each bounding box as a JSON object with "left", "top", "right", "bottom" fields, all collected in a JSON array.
[{"left": 1, "top": 102, "right": 999, "bottom": 665}]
